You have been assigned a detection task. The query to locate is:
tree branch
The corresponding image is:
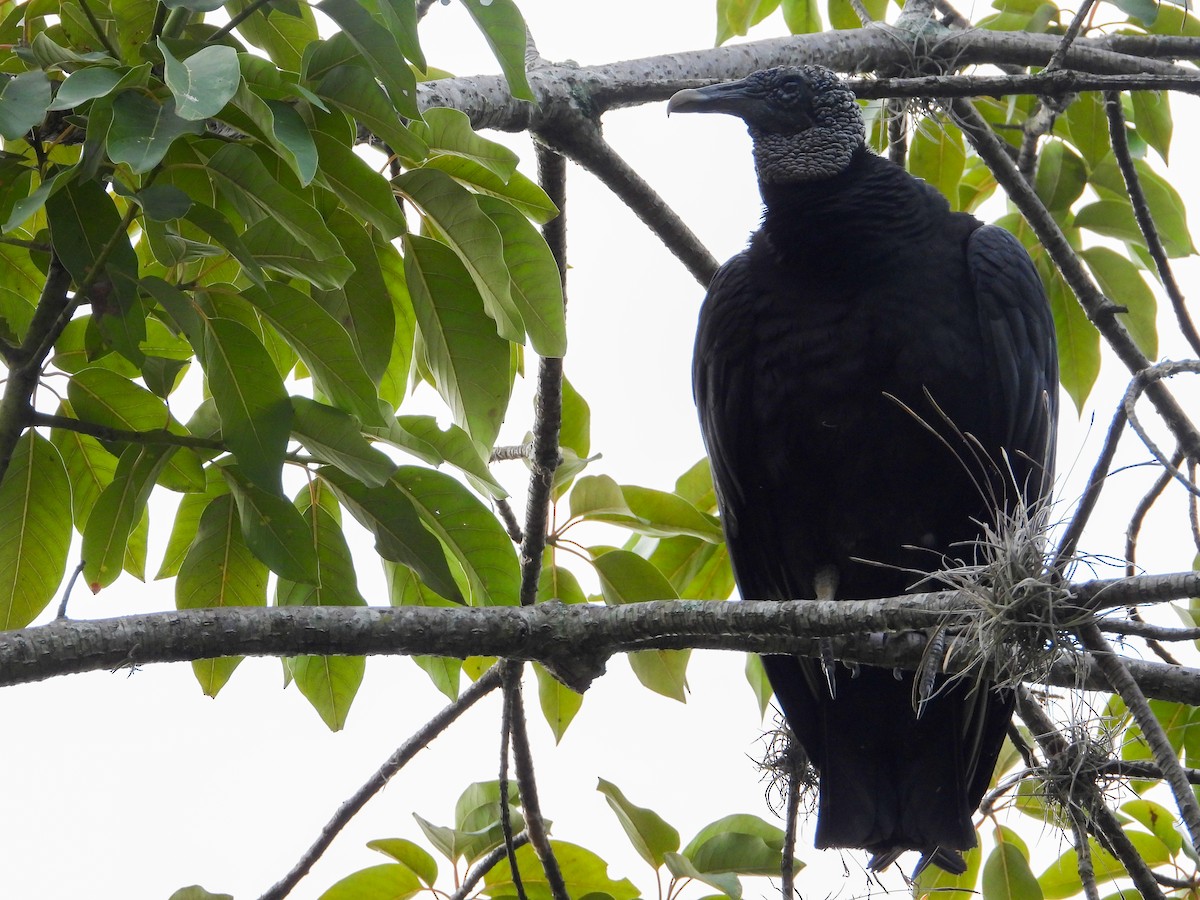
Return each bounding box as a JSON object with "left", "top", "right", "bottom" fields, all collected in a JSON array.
[
  {"left": 258, "top": 665, "right": 503, "bottom": 900},
  {"left": 9, "top": 575, "right": 1200, "bottom": 697}
]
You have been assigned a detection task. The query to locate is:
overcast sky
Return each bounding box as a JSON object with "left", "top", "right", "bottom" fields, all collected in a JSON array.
[{"left": 6, "top": 2, "right": 1200, "bottom": 898}]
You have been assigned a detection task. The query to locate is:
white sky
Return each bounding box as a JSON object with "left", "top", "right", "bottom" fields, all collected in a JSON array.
[{"left": 6, "top": 1, "right": 1200, "bottom": 898}]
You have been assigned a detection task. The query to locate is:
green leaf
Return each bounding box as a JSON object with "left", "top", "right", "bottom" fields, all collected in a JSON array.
[
  {"left": 664, "top": 851, "right": 742, "bottom": 900},
  {"left": 909, "top": 120, "right": 966, "bottom": 206},
  {"left": 0, "top": 70, "right": 51, "bottom": 140},
  {"left": 683, "top": 814, "right": 793, "bottom": 876},
  {"left": 476, "top": 195, "right": 566, "bottom": 357},
  {"left": 409, "top": 108, "right": 518, "bottom": 180},
  {"left": 744, "top": 654, "right": 772, "bottom": 718},
  {"left": 1122, "top": 798, "right": 1184, "bottom": 854},
  {"left": 157, "top": 469, "right": 229, "bottom": 579},
  {"left": 460, "top": 0, "right": 534, "bottom": 102},
  {"left": 201, "top": 316, "right": 292, "bottom": 495},
  {"left": 386, "top": 560, "right": 464, "bottom": 698},
  {"left": 1131, "top": 90, "right": 1172, "bottom": 163},
  {"left": 50, "top": 407, "right": 118, "bottom": 532},
  {"left": 167, "top": 888, "right": 233, "bottom": 900},
  {"left": 205, "top": 142, "right": 344, "bottom": 261},
  {"left": 623, "top": 485, "right": 724, "bottom": 541},
  {"left": 986, "top": 826, "right": 1042, "bottom": 900},
  {"left": 1038, "top": 831, "right": 1170, "bottom": 898},
  {"left": 483, "top": 842, "right": 639, "bottom": 900},
  {"left": 1081, "top": 246, "right": 1157, "bottom": 358},
  {"left": 1091, "top": 155, "right": 1195, "bottom": 256},
  {"left": 160, "top": 42, "right": 241, "bottom": 121},
  {"left": 311, "top": 130, "right": 407, "bottom": 238},
  {"left": 1033, "top": 141, "right": 1087, "bottom": 212},
  {"left": 82, "top": 444, "right": 176, "bottom": 592},
  {"left": 1041, "top": 258, "right": 1099, "bottom": 413},
  {"left": 377, "top": 0, "right": 425, "bottom": 68},
  {"left": 0, "top": 433, "right": 71, "bottom": 628},
  {"left": 317, "top": 863, "right": 423, "bottom": 900},
  {"left": 230, "top": 0, "right": 318, "bottom": 71},
  {"left": 65, "top": 366, "right": 203, "bottom": 491},
  {"left": 403, "top": 233, "right": 512, "bottom": 449},
  {"left": 392, "top": 466, "right": 520, "bottom": 606},
  {"left": 222, "top": 467, "right": 319, "bottom": 583},
  {"left": 179, "top": 204, "right": 266, "bottom": 287},
  {"left": 108, "top": 91, "right": 206, "bottom": 173},
  {"left": 1065, "top": 92, "right": 1110, "bottom": 169},
  {"left": 388, "top": 415, "right": 507, "bottom": 497},
  {"left": 315, "top": 64, "right": 428, "bottom": 162},
  {"left": 316, "top": 0, "right": 420, "bottom": 118},
  {"left": 291, "top": 397, "right": 396, "bottom": 487},
  {"left": 782, "top": 0, "right": 822, "bottom": 33},
  {"left": 397, "top": 169, "right": 523, "bottom": 342},
  {"left": 321, "top": 209, "right": 397, "bottom": 383},
  {"left": 827, "top": 0, "right": 886, "bottom": 28},
  {"left": 277, "top": 490, "right": 365, "bottom": 730},
  {"left": 319, "top": 466, "right": 463, "bottom": 603},
  {"left": 535, "top": 662, "right": 583, "bottom": 743},
  {"left": 597, "top": 778, "right": 680, "bottom": 868},
  {"left": 177, "top": 493, "right": 267, "bottom": 695},
  {"left": 47, "top": 67, "right": 124, "bottom": 111},
  {"left": 366, "top": 838, "right": 438, "bottom": 886},
  {"left": 570, "top": 474, "right": 634, "bottom": 519},
  {"left": 422, "top": 154, "right": 558, "bottom": 223},
  {"left": 244, "top": 282, "right": 381, "bottom": 424},
  {"left": 592, "top": 549, "right": 688, "bottom": 701}
]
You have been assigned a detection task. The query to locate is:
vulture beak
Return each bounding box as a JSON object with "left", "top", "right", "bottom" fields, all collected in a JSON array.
[{"left": 667, "top": 79, "right": 761, "bottom": 119}]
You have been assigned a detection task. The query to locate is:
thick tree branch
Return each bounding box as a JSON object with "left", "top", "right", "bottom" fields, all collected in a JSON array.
[{"left": 8, "top": 574, "right": 1200, "bottom": 696}]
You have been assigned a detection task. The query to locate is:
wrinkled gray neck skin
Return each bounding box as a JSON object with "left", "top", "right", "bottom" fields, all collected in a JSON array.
[{"left": 749, "top": 91, "right": 864, "bottom": 183}]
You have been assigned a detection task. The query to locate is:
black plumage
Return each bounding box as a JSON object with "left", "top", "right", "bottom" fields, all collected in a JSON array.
[{"left": 669, "top": 67, "right": 1057, "bottom": 874}]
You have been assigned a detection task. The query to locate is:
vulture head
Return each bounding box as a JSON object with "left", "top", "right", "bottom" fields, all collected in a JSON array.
[{"left": 667, "top": 66, "right": 864, "bottom": 183}]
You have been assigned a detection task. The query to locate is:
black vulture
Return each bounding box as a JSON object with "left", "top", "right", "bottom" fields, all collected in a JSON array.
[{"left": 668, "top": 67, "right": 1058, "bottom": 874}]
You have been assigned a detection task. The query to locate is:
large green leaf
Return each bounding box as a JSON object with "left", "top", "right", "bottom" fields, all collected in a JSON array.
[
  {"left": 201, "top": 316, "right": 292, "bottom": 495},
  {"left": 1131, "top": 89, "right": 1172, "bottom": 163},
  {"left": 311, "top": 130, "right": 407, "bottom": 238},
  {"left": 390, "top": 415, "right": 507, "bottom": 498},
  {"left": 82, "top": 444, "right": 175, "bottom": 592},
  {"left": 987, "top": 826, "right": 1042, "bottom": 900},
  {"left": 913, "top": 845, "right": 983, "bottom": 900},
  {"left": 156, "top": 468, "right": 229, "bottom": 579},
  {"left": 386, "top": 560, "right": 464, "bottom": 699},
  {"left": 409, "top": 108, "right": 518, "bottom": 180},
  {"left": 0, "top": 70, "right": 51, "bottom": 140},
  {"left": 909, "top": 120, "right": 966, "bottom": 207},
  {"left": 534, "top": 662, "right": 583, "bottom": 743},
  {"left": 396, "top": 169, "right": 523, "bottom": 342},
  {"left": 277, "top": 488, "right": 366, "bottom": 730},
  {"left": 392, "top": 466, "right": 520, "bottom": 606},
  {"left": 315, "top": 64, "right": 427, "bottom": 161},
  {"left": 176, "top": 493, "right": 267, "bottom": 696},
  {"left": 228, "top": 0, "right": 319, "bottom": 71},
  {"left": 1091, "top": 156, "right": 1195, "bottom": 256},
  {"left": 592, "top": 549, "right": 688, "bottom": 701},
  {"left": 222, "top": 466, "right": 319, "bottom": 583},
  {"left": 160, "top": 42, "right": 241, "bottom": 121},
  {"left": 318, "top": 864, "right": 423, "bottom": 900},
  {"left": 65, "top": 366, "right": 204, "bottom": 491},
  {"left": 476, "top": 195, "right": 566, "bottom": 357},
  {"left": 597, "top": 778, "right": 680, "bottom": 869},
  {"left": 316, "top": 0, "right": 420, "bottom": 118},
  {"left": 1033, "top": 141, "right": 1087, "bottom": 213},
  {"left": 0, "top": 433, "right": 71, "bottom": 628},
  {"left": 244, "top": 281, "right": 381, "bottom": 424},
  {"left": 1081, "top": 246, "right": 1157, "bottom": 358},
  {"left": 1064, "top": 91, "right": 1109, "bottom": 168},
  {"left": 322, "top": 209, "right": 396, "bottom": 383},
  {"left": 108, "top": 91, "right": 206, "bottom": 173},
  {"left": 483, "top": 842, "right": 638, "bottom": 900},
  {"left": 683, "top": 813, "right": 795, "bottom": 876},
  {"left": 50, "top": 404, "right": 118, "bottom": 531},
  {"left": 422, "top": 154, "right": 558, "bottom": 224},
  {"left": 1038, "top": 831, "right": 1173, "bottom": 898},
  {"left": 291, "top": 397, "right": 396, "bottom": 487},
  {"left": 319, "top": 466, "right": 462, "bottom": 602},
  {"left": 782, "top": 0, "right": 822, "bottom": 33},
  {"left": 205, "top": 143, "right": 343, "bottom": 260},
  {"left": 403, "top": 234, "right": 511, "bottom": 449},
  {"left": 460, "top": 0, "right": 534, "bottom": 102}
]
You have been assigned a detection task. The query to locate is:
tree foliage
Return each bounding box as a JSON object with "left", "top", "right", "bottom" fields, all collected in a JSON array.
[{"left": 3, "top": 0, "right": 1200, "bottom": 897}]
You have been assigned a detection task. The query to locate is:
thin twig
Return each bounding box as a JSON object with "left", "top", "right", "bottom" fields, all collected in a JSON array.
[
  {"left": 1070, "top": 807, "right": 1102, "bottom": 900},
  {"left": 55, "top": 563, "right": 84, "bottom": 619},
  {"left": 495, "top": 497, "right": 525, "bottom": 544},
  {"left": 1045, "top": 0, "right": 1098, "bottom": 73},
  {"left": 30, "top": 411, "right": 224, "bottom": 452},
  {"left": 257, "top": 666, "right": 503, "bottom": 900},
  {"left": 537, "top": 120, "right": 718, "bottom": 287},
  {"left": 1100, "top": 615, "right": 1198, "bottom": 643},
  {"left": 1126, "top": 451, "right": 1181, "bottom": 578},
  {"left": 451, "top": 830, "right": 532, "bottom": 900},
  {"left": 498, "top": 663, "right": 529, "bottom": 900},
  {"left": 1053, "top": 402, "right": 1127, "bottom": 571},
  {"left": 1104, "top": 91, "right": 1200, "bottom": 357},
  {"left": 210, "top": 0, "right": 275, "bottom": 42},
  {"left": 491, "top": 443, "right": 535, "bottom": 462},
  {"left": 1123, "top": 361, "right": 1200, "bottom": 499},
  {"left": 781, "top": 767, "right": 800, "bottom": 900},
  {"left": 507, "top": 666, "right": 570, "bottom": 900},
  {"left": 1077, "top": 622, "right": 1200, "bottom": 852}
]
